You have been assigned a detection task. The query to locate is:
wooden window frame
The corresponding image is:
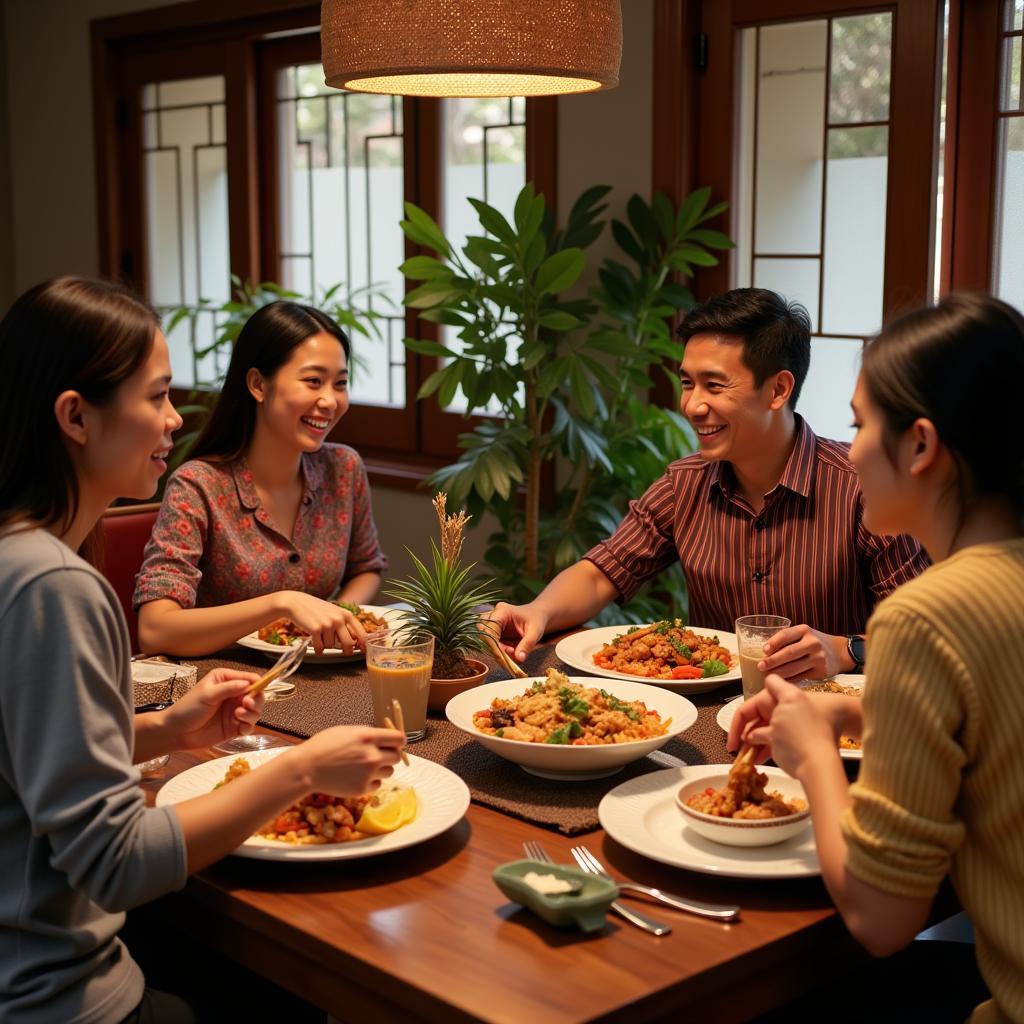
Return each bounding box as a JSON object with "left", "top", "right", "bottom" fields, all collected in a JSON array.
[{"left": 92, "top": 0, "right": 557, "bottom": 489}]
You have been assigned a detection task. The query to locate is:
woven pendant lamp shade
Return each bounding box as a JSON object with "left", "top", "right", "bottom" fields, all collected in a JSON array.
[{"left": 321, "top": 0, "right": 622, "bottom": 98}]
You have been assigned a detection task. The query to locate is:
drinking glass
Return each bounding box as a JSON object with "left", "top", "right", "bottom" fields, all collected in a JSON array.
[
  {"left": 734, "top": 615, "right": 791, "bottom": 700},
  {"left": 365, "top": 632, "right": 434, "bottom": 742}
]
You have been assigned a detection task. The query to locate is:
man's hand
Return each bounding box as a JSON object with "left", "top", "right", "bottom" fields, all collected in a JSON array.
[
  {"left": 484, "top": 602, "right": 550, "bottom": 663},
  {"left": 759, "top": 624, "right": 854, "bottom": 681}
]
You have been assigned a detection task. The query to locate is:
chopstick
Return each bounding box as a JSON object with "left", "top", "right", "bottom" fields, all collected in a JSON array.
[
  {"left": 245, "top": 663, "right": 286, "bottom": 697},
  {"left": 384, "top": 697, "right": 410, "bottom": 766},
  {"left": 479, "top": 620, "right": 528, "bottom": 678}
]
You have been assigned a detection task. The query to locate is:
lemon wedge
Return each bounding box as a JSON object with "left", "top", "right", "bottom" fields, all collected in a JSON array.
[{"left": 357, "top": 787, "right": 418, "bottom": 835}]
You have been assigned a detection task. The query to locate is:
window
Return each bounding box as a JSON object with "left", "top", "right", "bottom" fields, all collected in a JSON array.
[
  {"left": 92, "top": 3, "right": 555, "bottom": 480},
  {"left": 652, "top": 0, "right": 991, "bottom": 442}
]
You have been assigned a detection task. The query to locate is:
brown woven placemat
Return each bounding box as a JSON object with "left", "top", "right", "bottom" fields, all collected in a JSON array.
[{"left": 188, "top": 646, "right": 739, "bottom": 835}]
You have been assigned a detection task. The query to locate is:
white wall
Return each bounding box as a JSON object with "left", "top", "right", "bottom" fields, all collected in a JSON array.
[{"left": 0, "top": 0, "right": 655, "bottom": 584}]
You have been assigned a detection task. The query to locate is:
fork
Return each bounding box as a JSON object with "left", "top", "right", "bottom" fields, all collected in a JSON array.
[
  {"left": 522, "top": 841, "right": 671, "bottom": 936},
  {"left": 571, "top": 845, "right": 740, "bottom": 922}
]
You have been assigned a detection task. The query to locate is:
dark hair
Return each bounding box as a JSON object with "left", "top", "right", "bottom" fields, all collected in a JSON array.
[
  {"left": 677, "top": 288, "right": 812, "bottom": 406},
  {"left": 862, "top": 292, "right": 1024, "bottom": 522},
  {"left": 188, "top": 301, "right": 351, "bottom": 463},
  {"left": 0, "top": 276, "right": 159, "bottom": 537}
]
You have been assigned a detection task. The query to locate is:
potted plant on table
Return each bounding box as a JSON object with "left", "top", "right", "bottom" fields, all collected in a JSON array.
[{"left": 386, "top": 494, "right": 520, "bottom": 709}]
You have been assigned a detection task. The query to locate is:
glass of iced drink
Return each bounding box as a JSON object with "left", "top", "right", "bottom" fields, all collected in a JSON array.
[
  {"left": 365, "top": 632, "right": 434, "bottom": 741},
  {"left": 734, "top": 615, "right": 791, "bottom": 700}
]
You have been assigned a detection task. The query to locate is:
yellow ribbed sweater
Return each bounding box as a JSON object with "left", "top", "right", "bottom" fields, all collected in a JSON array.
[{"left": 841, "top": 538, "right": 1024, "bottom": 1024}]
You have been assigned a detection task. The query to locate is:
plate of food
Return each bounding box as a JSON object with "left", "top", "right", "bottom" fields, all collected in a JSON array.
[
  {"left": 715, "top": 675, "right": 865, "bottom": 760},
  {"left": 599, "top": 766, "right": 820, "bottom": 879},
  {"left": 445, "top": 668, "right": 698, "bottom": 780},
  {"left": 155, "top": 749, "right": 470, "bottom": 861},
  {"left": 236, "top": 604, "right": 400, "bottom": 663},
  {"left": 555, "top": 621, "right": 740, "bottom": 694}
]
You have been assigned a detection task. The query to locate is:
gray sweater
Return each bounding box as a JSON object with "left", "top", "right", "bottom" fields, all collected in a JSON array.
[{"left": 0, "top": 530, "right": 187, "bottom": 1023}]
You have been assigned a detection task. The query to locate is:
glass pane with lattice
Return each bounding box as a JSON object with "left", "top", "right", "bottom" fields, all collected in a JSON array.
[
  {"left": 277, "top": 65, "right": 405, "bottom": 408},
  {"left": 994, "top": 116, "right": 1024, "bottom": 310},
  {"left": 142, "top": 76, "right": 230, "bottom": 388},
  {"left": 441, "top": 97, "right": 526, "bottom": 415},
  {"left": 830, "top": 14, "right": 892, "bottom": 124}
]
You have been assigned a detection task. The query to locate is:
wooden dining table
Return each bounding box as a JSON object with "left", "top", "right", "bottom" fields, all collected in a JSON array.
[{"left": 137, "top": 646, "right": 876, "bottom": 1024}]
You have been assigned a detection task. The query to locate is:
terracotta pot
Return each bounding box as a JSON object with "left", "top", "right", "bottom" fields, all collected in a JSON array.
[{"left": 427, "top": 657, "right": 489, "bottom": 711}]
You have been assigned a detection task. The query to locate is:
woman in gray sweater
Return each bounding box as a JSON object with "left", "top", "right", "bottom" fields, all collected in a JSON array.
[{"left": 0, "top": 278, "right": 406, "bottom": 1023}]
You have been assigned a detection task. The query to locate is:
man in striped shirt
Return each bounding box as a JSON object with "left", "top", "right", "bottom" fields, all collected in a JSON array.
[{"left": 491, "top": 289, "right": 928, "bottom": 679}]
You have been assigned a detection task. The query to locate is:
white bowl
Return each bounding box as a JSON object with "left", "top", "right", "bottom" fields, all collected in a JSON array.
[
  {"left": 674, "top": 767, "right": 810, "bottom": 847},
  {"left": 445, "top": 676, "right": 698, "bottom": 781}
]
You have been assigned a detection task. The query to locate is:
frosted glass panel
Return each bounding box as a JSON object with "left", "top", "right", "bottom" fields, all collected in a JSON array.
[
  {"left": 796, "top": 336, "right": 863, "bottom": 442},
  {"left": 143, "top": 76, "right": 229, "bottom": 388},
  {"left": 1002, "top": 37, "right": 1022, "bottom": 112},
  {"left": 830, "top": 14, "right": 892, "bottom": 124},
  {"left": 442, "top": 97, "right": 526, "bottom": 414},
  {"left": 994, "top": 117, "right": 1024, "bottom": 312},
  {"left": 823, "top": 127, "right": 888, "bottom": 336},
  {"left": 1005, "top": 0, "right": 1023, "bottom": 30},
  {"left": 277, "top": 66, "right": 405, "bottom": 408},
  {"left": 753, "top": 258, "right": 820, "bottom": 332},
  {"left": 754, "top": 22, "right": 827, "bottom": 254}
]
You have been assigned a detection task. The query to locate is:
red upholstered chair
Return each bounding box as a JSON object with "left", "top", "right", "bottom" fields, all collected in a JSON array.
[{"left": 98, "top": 503, "right": 160, "bottom": 654}]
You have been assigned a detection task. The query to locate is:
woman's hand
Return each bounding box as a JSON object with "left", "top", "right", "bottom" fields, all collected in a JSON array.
[
  {"left": 734, "top": 675, "right": 839, "bottom": 779},
  {"left": 280, "top": 592, "right": 369, "bottom": 654},
  {"left": 161, "top": 668, "right": 264, "bottom": 751},
  {"left": 294, "top": 725, "right": 406, "bottom": 796},
  {"left": 485, "top": 602, "right": 550, "bottom": 663},
  {"left": 758, "top": 624, "right": 853, "bottom": 681}
]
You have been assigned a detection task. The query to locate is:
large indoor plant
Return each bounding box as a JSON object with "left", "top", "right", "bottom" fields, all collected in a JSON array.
[{"left": 399, "top": 184, "right": 733, "bottom": 623}]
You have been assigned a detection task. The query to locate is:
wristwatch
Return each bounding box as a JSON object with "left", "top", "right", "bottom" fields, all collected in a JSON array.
[{"left": 846, "top": 634, "right": 866, "bottom": 672}]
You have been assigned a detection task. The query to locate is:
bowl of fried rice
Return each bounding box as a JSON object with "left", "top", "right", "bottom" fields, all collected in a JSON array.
[
  {"left": 445, "top": 668, "right": 698, "bottom": 780},
  {"left": 675, "top": 764, "right": 810, "bottom": 847}
]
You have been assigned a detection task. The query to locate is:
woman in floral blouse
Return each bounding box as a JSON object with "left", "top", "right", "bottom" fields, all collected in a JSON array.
[{"left": 135, "top": 301, "right": 387, "bottom": 656}]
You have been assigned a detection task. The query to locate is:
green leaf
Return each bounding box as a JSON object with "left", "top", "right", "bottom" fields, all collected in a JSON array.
[
  {"left": 701, "top": 659, "right": 729, "bottom": 678},
  {"left": 405, "top": 281, "right": 464, "bottom": 309},
  {"left": 611, "top": 220, "right": 647, "bottom": 265},
  {"left": 535, "top": 248, "right": 586, "bottom": 295},
  {"left": 468, "top": 197, "right": 517, "bottom": 245},
  {"left": 418, "top": 364, "right": 454, "bottom": 399},
  {"left": 537, "top": 310, "right": 579, "bottom": 331},
  {"left": 437, "top": 359, "right": 464, "bottom": 408},
  {"left": 463, "top": 238, "right": 503, "bottom": 278},
  {"left": 403, "top": 202, "right": 452, "bottom": 256},
  {"left": 626, "top": 195, "right": 659, "bottom": 255},
  {"left": 403, "top": 338, "right": 457, "bottom": 358},
  {"left": 652, "top": 192, "right": 675, "bottom": 243},
  {"left": 418, "top": 308, "right": 472, "bottom": 327},
  {"left": 686, "top": 228, "right": 734, "bottom": 250},
  {"left": 674, "top": 244, "right": 719, "bottom": 267},
  {"left": 569, "top": 359, "right": 596, "bottom": 419},
  {"left": 399, "top": 255, "right": 451, "bottom": 280},
  {"left": 676, "top": 186, "right": 712, "bottom": 235},
  {"left": 523, "top": 231, "right": 547, "bottom": 275}
]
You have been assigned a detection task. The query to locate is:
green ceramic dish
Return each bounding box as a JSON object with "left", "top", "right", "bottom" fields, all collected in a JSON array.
[{"left": 492, "top": 859, "right": 618, "bottom": 933}]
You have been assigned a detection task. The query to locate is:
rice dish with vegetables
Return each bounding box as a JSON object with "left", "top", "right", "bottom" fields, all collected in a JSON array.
[
  {"left": 472, "top": 668, "right": 670, "bottom": 745},
  {"left": 803, "top": 679, "right": 863, "bottom": 750},
  {"left": 686, "top": 756, "right": 805, "bottom": 820},
  {"left": 215, "top": 758, "right": 416, "bottom": 844},
  {"left": 594, "top": 619, "right": 733, "bottom": 680}
]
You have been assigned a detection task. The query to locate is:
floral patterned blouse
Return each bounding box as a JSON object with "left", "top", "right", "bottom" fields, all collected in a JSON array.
[{"left": 133, "top": 444, "right": 387, "bottom": 610}]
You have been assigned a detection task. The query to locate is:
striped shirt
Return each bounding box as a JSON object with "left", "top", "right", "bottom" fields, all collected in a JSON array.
[{"left": 584, "top": 417, "right": 928, "bottom": 633}]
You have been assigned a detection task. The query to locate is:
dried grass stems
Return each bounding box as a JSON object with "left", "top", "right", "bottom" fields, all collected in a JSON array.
[{"left": 433, "top": 491, "right": 471, "bottom": 567}]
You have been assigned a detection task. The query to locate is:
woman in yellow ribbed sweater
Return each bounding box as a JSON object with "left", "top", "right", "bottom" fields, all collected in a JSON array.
[{"left": 729, "top": 293, "right": 1024, "bottom": 1024}]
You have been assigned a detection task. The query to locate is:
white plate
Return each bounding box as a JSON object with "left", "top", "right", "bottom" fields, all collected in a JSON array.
[
  {"left": 715, "top": 674, "right": 865, "bottom": 760},
  {"left": 445, "top": 676, "right": 698, "bottom": 781},
  {"left": 236, "top": 605, "right": 402, "bottom": 663},
  {"left": 599, "top": 767, "right": 820, "bottom": 879},
  {"left": 555, "top": 624, "right": 741, "bottom": 694},
  {"left": 155, "top": 749, "right": 469, "bottom": 861}
]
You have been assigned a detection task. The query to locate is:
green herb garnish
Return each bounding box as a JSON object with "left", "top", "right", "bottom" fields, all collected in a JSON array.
[
  {"left": 336, "top": 600, "right": 359, "bottom": 613},
  {"left": 558, "top": 686, "right": 590, "bottom": 718},
  {"left": 545, "top": 720, "right": 583, "bottom": 744},
  {"left": 495, "top": 728, "right": 505, "bottom": 738},
  {"left": 599, "top": 689, "right": 641, "bottom": 722},
  {"left": 700, "top": 659, "right": 729, "bottom": 677},
  {"left": 668, "top": 635, "right": 692, "bottom": 658}
]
